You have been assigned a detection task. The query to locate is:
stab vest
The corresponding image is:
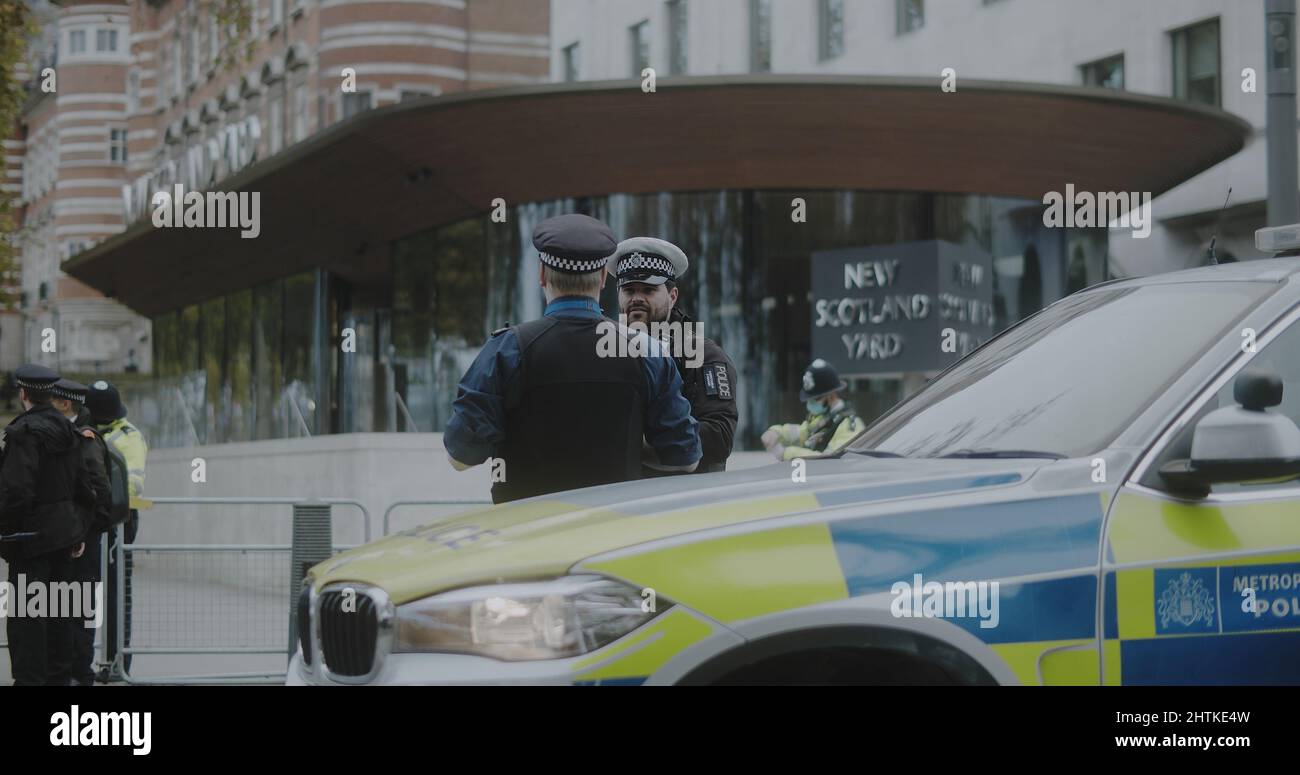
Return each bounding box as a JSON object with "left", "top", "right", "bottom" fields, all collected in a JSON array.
[{"left": 492, "top": 315, "right": 647, "bottom": 504}]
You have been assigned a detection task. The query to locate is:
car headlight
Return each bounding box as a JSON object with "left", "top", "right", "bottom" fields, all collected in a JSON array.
[{"left": 393, "top": 575, "right": 664, "bottom": 661}]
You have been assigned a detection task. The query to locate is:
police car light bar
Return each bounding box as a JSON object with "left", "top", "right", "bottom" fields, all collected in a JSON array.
[{"left": 1255, "top": 223, "right": 1300, "bottom": 253}]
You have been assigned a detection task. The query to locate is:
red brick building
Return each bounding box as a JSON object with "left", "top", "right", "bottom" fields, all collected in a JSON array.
[{"left": 8, "top": 0, "right": 550, "bottom": 374}]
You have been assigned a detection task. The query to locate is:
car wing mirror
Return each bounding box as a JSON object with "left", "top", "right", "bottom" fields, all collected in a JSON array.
[{"left": 1159, "top": 370, "right": 1300, "bottom": 497}]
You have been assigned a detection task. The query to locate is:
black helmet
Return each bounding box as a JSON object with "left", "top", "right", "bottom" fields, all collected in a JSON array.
[
  {"left": 799, "top": 358, "right": 848, "bottom": 401},
  {"left": 85, "top": 379, "right": 127, "bottom": 424}
]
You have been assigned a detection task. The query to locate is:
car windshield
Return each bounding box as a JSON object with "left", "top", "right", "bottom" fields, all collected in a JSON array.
[{"left": 847, "top": 281, "right": 1278, "bottom": 459}]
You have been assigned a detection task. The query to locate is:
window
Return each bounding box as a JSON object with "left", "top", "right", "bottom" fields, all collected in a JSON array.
[
  {"left": 172, "top": 34, "right": 183, "bottom": 98},
  {"left": 126, "top": 70, "right": 140, "bottom": 113},
  {"left": 95, "top": 28, "right": 118, "bottom": 52},
  {"left": 268, "top": 96, "right": 283, "bottom": 153},
  {"left": 109, "top": 128, "right": 128, "bottom": 162},
  {"left": 293, "top": 83, "right": 309, "bottom": 142},
  {"left": 896, "top": 0, "right": 923, "bottom": 35},
  {"left": 749, "top": 0, "right": 771, "bottom": 73},
  {"left": 159, "top": 43, "right": 172, "bottom": 102},
  {"left": 69, "top": 29, "right": 86, "bottom": 54},
  {"left": 818, "top": 0, "right": 844, "bottom": 60},
  {"left": 850, "top": 282, "right": 1278, "bottom": 459},
  {"left": 341, "top": 91, "right": 371, "bottom": 119},
  {"left": 562, "top": 42, "right": 580, "bottom": 82},
  {"left": 1080, "top": 53, "right": 1125, "bottom": 90},
  {"left": 188, "top": 24, "right": 199, "bottom": 84},
  {"left": 629, "top": 20, "right": 650, "bottom": 76},
  {"left": 668, "top": 0, "right": 688, "bottom": 75},
  {"left": 1172, "top": 18, "right": 1220, "bottom": 107},
  {"left": 210, "top": 15, "right": 220, "bottom": 65},
  {"left": 1201, "top": 315, "right": 1300, "bottom": 493}
]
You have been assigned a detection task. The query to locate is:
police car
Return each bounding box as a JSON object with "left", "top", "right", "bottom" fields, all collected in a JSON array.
[{"left": 289, "top": 236, "right": 1300, "bottom": 686}]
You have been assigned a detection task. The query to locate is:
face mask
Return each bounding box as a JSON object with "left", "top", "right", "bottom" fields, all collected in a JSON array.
[{"left": 806, "top": 399, "right": 828, "bottom": 415}]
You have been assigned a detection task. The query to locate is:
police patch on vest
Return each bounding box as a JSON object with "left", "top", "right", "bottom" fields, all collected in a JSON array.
[{"left": 703, "top": 363, "right": 732, "bottom": 400}]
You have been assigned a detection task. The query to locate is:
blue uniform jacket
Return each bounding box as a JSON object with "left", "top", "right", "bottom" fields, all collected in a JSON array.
[{"left": 444, "top": 296, "right": 702, "bottom": 470}]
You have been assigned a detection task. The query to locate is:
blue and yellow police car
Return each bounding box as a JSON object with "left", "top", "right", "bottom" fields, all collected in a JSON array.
[{"left": 290, "top": 245, "right": 1300, "bottom": 685}]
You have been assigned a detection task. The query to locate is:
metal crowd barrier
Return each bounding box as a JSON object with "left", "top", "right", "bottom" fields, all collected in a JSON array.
[
  {"left": 113, "top": 496, "right": 370, "bottom": 686},
  {"left": 2, "top": 496, "right": 492, "bottom": 685}
]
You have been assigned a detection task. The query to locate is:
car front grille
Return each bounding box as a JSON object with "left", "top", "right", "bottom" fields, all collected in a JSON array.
[
  {"left": 318, "top": 588, "right": 379, "bottom": 678},
  {"left": 298, "top": 584, "right": 313, "bottom": 666}
]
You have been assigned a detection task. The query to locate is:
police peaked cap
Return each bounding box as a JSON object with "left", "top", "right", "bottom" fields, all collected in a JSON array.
[
  {"left": 532, "top": 214, "right": 618, "bottom": 274},
  {"left": 609, "top": 237, "right": 690, "bottom": 287}
]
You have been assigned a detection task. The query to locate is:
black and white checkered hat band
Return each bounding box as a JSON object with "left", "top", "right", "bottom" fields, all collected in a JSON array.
[
  {"left": 539, "top": 251, "right": 609, "bottom": 274},
  {"left": 16, "top": 377, "right": 55, "bottom": 390},
  {"left": 53, "top": 385, "right": 85, "bottom": 402},
  {"left": 617, "top": 252, "right": 675, "bottom": 278}
]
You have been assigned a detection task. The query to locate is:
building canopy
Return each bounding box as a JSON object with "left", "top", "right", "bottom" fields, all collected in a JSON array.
[{"left": 65, "top": 75, "right": 1250, "bottom": 316}]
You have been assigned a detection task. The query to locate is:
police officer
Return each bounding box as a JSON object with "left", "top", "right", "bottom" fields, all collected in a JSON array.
[
  {"left": 444, "top": 213, "right": 701, "bottom": 503},
  {"left": 610, "top": 237, "right": 738, "bottom": 473},
  {"left": 50, "top": 379, "right": 113, "bottom": 686},
  {"left": 0, "top": 365, "right": 94, "bottom": 685},
  {"left": 762, "top": 359, "right": 864, "bottom": 460},
  {"left": 85, "top": 379, "right": 147, "bottom": 676}
]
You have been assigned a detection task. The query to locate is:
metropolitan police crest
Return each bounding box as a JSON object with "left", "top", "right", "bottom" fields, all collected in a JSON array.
[
  {"left": 1158, "top": 571, "right": 1216, "bottom": 629},
  {"left": 802, "top": 371, "right": 815, "bottom": 392}
]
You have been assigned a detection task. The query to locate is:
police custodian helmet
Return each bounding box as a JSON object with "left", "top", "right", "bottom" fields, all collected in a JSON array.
[
  {"left": 86, "top": 379, "right": 128, "bottom": 424},
  {"left": 800, "top": 359, "right": 848, "bottom": 401}
]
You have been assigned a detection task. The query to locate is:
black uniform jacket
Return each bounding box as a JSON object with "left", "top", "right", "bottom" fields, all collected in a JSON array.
[
  {"left": 0, "top": 404, "right": 93, "bottom": 560},
  {"left": 649, "top": 306, "right": 739, "bottom": 474},
  {"left": 74, "top": 414, "right": 114, "bottom": 535}
]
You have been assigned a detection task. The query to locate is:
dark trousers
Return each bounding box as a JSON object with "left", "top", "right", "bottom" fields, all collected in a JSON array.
[
  {"left": 6, "top": 549, "right": 78, "bottom": 685},
  {"left": 104, "top": 512, "right": 137, "bottom": 675},
  {"left": 64, "top": 531, "right": 102, "bottom": 684}
]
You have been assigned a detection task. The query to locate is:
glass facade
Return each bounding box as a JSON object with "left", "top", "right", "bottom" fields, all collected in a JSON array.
[
  {"left": 140, "top": 190, "right": 1106, "bottom": 450},
  {"left": 144, "top": 271, "right": 319, "bottom": 448},
  {"left": 386, "top": 190, "right": 1106, "bottom": 451}
]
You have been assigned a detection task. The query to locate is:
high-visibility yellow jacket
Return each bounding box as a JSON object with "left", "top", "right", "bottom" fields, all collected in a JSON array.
[
  {"left": 766, "top": 401, "right": 863, "bottom": 460},
  {"left": 98, "top": 417, "right": 147, "bottom": 503}
]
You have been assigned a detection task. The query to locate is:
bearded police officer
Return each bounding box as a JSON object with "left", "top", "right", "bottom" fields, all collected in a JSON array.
[
  {"left": 610, "top": 237, "right": 738, "bottom": 473},
  {"left": 445, "top": 214, "right": 701, "bottom": 503},
  {"left": 762, "top": 359, "right": 864, "bottom": 460},
  {"left": 1, "top": 365, "right": 94, "bottom": 685}
]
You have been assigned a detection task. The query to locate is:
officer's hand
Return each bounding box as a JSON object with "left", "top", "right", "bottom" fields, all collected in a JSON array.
[
  {"left": 770, "top": 443, "right": 786, "bottom": 461},
  {"left": 761, "top": 429, "right": 779, "bottom": 450},
  {"left": 70, "top": 542, "right": 85, "bottom": 558},
  {"left": 80, "top": 428, "right": 95, "bottom": 440}
]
